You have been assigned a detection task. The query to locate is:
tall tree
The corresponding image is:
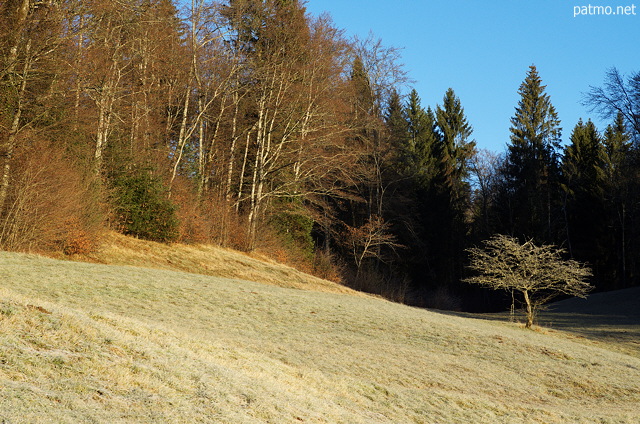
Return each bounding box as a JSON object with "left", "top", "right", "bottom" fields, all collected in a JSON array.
[
  {"left": 602, "top": 112, "right": 637, "bottom": 288},
  {"left": 403, "top": 89, "right": 437, "bottom": 185},
  {"left": 422, "top": 88, "right": 475, "bottom": 292},
  {"left": 499, "top": 65, "right": 562, "bottom": 243},
  {"left": 561, "top": 119, "right": 608, "bottom": 278},
  {"left": 434, "top": 88, "right": 475, "bottom": 202}
]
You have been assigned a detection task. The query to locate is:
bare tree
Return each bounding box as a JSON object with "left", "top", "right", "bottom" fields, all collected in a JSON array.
[
  {"left": 469, "top": 149, "right": 502, "bottom": 234},
  {"left": 344, "top": 215, "right": 401, "bottom": 280},
  {"left": 464, "top": 234, "right": 593, "bottom": 328},
  {"left": 584, "top": 67, "right": 640, "bottom": 140}
]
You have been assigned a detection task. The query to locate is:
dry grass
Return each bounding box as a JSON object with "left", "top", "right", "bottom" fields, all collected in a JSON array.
[
  {"left": 68, "top": 231, "right": 356, "bottom": 296},
  {"left": 1, "top": 248, "right": 639, "bottom": 423},
  {"left": 538, "top": 287, "right": 640, "bottom": 357}
]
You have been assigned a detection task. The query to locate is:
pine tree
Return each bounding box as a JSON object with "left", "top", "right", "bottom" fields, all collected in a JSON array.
[
  {"left": 501, "top": 65, "right": 562, "bottom": 242},
  {"left": 603, "top": 112, "right": 632, "bottom": 175},
  {"left": 563, "top": 119, "right": 607, "bottom": 201},
  {"left": 434, "top": 88, "right": 475, "bottom": 201},
  {"left": 385, "top": 89, "right": 408, "bottom": 153}
]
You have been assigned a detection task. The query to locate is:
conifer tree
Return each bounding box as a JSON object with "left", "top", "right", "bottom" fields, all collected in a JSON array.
[
  {"left": 424, "top": 88, "right": 475, "bottom": 290},
  {"left": 602, "top": 113, "right": 635, "bottom": 288},
  {"left": 385, "top": 89, "right": 408, "bottom": 153},
  {"left": 603, "top": 112, "right": 632, "bottom": 174},
  {"left": 500, "top": 65, "right": 562, "bottom": 242},
  {"left": 562, "top": 119, "right": 608, "bottom": 275},
  {"left": 434, "top": 88, "right": 475, "bottom": 201},
  {"left": 404, "top": 89, "right": 437, "bottom": 185}
]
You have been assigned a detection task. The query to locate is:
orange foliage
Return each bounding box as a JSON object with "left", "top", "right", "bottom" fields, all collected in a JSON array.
[{"left": 0, "top": 138, "right": 102, "bottom": 253}]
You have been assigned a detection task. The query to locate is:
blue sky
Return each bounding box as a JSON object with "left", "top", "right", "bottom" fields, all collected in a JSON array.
[{"left": 304, "top": 0, "right": 640, "bottom": 153}]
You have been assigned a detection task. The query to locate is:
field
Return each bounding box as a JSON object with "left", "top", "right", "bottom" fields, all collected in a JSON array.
[{"left": 0, "top": 236, "right": 639, "bottom": 423}]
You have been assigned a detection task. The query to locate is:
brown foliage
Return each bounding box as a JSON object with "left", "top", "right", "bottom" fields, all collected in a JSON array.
[
  {"left": 0, "top": 138, "right": 102, "bottom": 253},
  {"left": 343, "top": 215, "right": 401, "bottom": 272}
]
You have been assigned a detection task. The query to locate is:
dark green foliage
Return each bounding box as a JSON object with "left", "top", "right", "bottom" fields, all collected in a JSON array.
[
  {"left": 385, "top": 90, "right": 408, "bottom": 152},
  {"left": 403, "top": 89, "right": 438, "bottom": 185},
  {"left": 424, "top": 88, "right": 475, "bottom": 288},
  {"left": 268, "top": 198, "right": 315, "bottom": 260},
  {"left": 110, "top": 169, "right": 179, "bottom": 243},
  {"left": 561, "top": 119, "right": 608, "bottom": 279},
  {"left": 350, "top": 56, "right": 376, "bottom": 119},
  {"left": 434, "top": 88, "right": 475, "bottom": 202},
  {"left": 498, "top": 65, "right": 562, "bottom": 242},
  {"left": 601, "top": 113, "right": 639, "bottom": 288}
]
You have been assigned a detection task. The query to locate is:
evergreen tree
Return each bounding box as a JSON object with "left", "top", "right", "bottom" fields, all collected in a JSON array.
[
  {"left": 404, "top": 89, "right": 437, "bottom": 185},
  {"left": 603, "top": 112, "right": 632, "bottom": 174},
  {"left": 434, "top": 88, "right": 475, "bottom": 202},
  {"left": 561, "top": 119, "right": 608, "bottom": 280},
  {"left": 385, "top": 89, "right": 408, "bottom": 154},
  {"left": 500, "top": 65, "right": 562, "bottom": 243},
  {"left": 602, "top": 113, "right": 635, "bottom": 288},
  {"left": 421, "top": 88, "right": 475, "bottom": 293}
]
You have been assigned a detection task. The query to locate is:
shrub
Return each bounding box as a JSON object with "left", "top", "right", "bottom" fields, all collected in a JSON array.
[
  {"left": 0, "top": 138, "right": 102, "bottom": 253},
  {"left": 267, "top": 199, "right": 315, "bottom": 261},
  {"left": 110, "top": 168, "right": 179, "bottom": 243}
]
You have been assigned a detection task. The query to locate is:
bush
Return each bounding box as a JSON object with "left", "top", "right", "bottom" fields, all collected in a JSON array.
[
  {"left": 0, "top": 138, "right": 102, "bottom": 253},
  {"left": 267, "top": 199, "right": 315, "bottom": 261},
  {"left": 110, "top": 169, "right": 179, "bottom": 243}
]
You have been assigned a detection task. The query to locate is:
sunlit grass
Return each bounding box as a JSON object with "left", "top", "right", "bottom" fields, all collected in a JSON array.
[
  {"left": 72, "top": 231, "right": 357, "bottom": 295},
  {"left": 1, "top": 248, "right": 639, "bottom": 423}
]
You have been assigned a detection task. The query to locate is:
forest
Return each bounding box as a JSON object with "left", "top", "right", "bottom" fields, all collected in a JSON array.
[{"left": 1, "top": 0, "right": 639, "bottom": 311}]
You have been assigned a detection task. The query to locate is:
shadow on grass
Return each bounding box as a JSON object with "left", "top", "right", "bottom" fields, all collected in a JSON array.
[
  {"left": 434, "top": 287, "right": 640, "bottom": 356},
  {"left": 537, "top": 287, "right": 640, "bottom": 356}
]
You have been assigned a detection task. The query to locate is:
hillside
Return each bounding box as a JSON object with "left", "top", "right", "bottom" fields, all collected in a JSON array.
[
  {"left": 75, "top": 231, "right": 357, "bottom": 296},
  {"left": 539, "top": 287, "right": 640, "bottom": 357},
  {"left": 1, "top": 246, "right": 639, "bottom": 423}
]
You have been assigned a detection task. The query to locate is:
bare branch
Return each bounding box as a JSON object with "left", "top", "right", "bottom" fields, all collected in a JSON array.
[{"left": 464, "top": 234, "right": 593, "bottom": 328}]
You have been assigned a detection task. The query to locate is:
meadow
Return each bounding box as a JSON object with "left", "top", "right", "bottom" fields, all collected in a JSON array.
[{"left": 0, "top": 235, "right": 639, "bottom": 423}]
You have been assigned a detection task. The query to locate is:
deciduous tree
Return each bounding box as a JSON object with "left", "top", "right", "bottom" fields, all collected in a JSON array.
[{"left": 465, "top": 234, "right": 593, "bottom": 328}]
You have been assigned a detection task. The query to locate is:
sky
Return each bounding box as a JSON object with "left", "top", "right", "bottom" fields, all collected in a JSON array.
[{"left": 304, "top": 0, "right": 640, "bottom": 153}]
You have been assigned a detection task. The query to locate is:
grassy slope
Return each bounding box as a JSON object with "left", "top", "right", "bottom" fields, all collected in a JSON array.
[
  {"left": 75, "top": 232, "right": 357, "bottom": 296},
  {"left": 0, "top": 242, "right": 639, "bottom": 423},
  {"left": 539, "top": 287, "right": 640, "bottom": 357}
]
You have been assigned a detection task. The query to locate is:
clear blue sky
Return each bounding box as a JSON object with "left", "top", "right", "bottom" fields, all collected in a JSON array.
[{"left": 304, "top": 0, "right": 639, "bottom": 153}]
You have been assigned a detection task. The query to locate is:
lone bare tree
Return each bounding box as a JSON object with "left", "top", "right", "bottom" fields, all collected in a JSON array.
[{"left": 464, "top": 234, "right": 593, "bottom": 328}]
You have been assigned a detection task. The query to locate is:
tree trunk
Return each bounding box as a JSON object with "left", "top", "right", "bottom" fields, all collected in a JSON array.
[
  {"left": 522, "top": 289, "right": 534, "bottom": 328},
  {"left": 0, "top": 39, "right": 31, "bottom": 215},
  {"left": 0, "top": 0, "right": 31, "bottom": 214}
]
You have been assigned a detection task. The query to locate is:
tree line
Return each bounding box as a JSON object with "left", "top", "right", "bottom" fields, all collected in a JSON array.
[{"left": 1, "top": 0, "right": 638, "bottom": 310}]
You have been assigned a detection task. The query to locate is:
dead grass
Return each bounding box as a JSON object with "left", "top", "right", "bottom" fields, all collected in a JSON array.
[
  {"left": 1, "top": 249, "right": 640, "bottom": 423},
  {"left": 67, "top": 231, "right": 356, "bottom": 296},
  {"left": 537, "top": 287, "right": 640, "bottom": 357}
]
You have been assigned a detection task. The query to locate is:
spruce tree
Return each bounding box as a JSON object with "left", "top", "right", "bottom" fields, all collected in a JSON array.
[
  {"left": 602, "top": 113, "right": 635, "bottom": 288},
  {"left": 562, "top": 119, "right": 608, "bottom": 278},
  {"left": 426, "top": 88, "right": 475, "bottom": 290},
  {"left": 435, "top": 88, "right": 475, "bottom": 199},
  {"left": 385, "top": 89, "right": 408, "bottom": 154},
  {"left": 603, "top": 112, "right": 632, "bottom": 174},
  {"left": 404, "top": 89, "right": 437, "bottom": 186},
  {"left": 501, "top": 65, "right": 562, "bottom": 242}
]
